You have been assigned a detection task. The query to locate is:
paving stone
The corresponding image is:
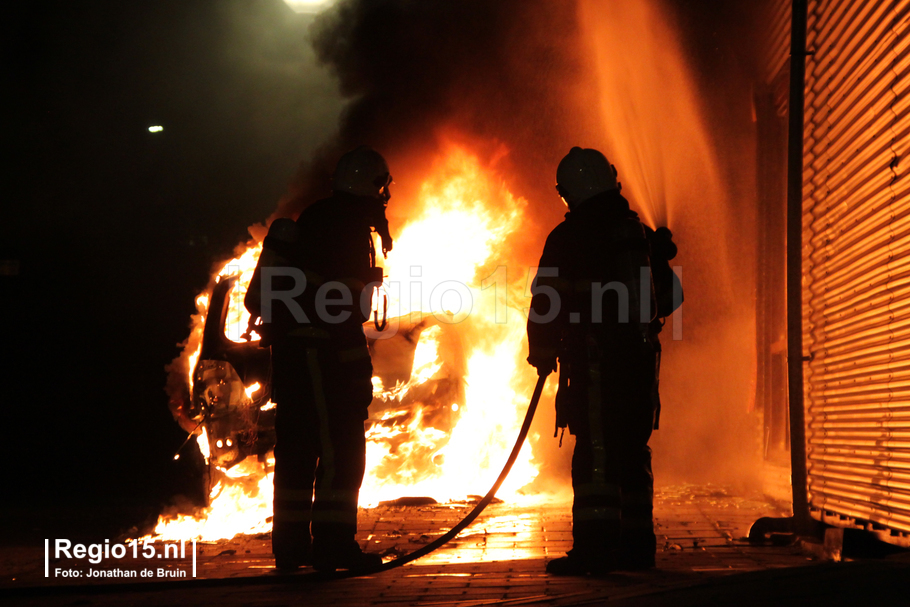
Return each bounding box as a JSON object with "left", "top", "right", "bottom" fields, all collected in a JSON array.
[{"left": 0, "top": 485, "right": 824, "bottom": 606}]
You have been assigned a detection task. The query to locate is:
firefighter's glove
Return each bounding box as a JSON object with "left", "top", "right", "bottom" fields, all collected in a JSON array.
[
  {"left": 527, "top": 353, "right": 557, "bottom": 377},
  {"left": 380, "top": 231, "right": 393, "bottom": 257},
  {"left": 651, "top": 226, "right": 677, "bottom": 261}
]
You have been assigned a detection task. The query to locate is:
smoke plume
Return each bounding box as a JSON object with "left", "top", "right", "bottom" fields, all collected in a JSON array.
[{"left": 276, "top": 0, "right": 584, "bottom": 236}]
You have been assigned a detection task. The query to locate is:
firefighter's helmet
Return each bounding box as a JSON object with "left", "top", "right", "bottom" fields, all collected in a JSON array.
[
  {"left": 332, "top": 145, "right": 393, "bottom": 201},
  {"left": 555, "top": 147, "right": 619, "bottom": 208}
]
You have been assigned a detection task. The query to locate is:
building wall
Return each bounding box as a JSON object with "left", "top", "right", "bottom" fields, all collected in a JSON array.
[
  {"left": 761, "top": 0, "right": 910, "bottom": 547},
  {"left": 755, "top": 0, "right": 793, "bottom": 504}
]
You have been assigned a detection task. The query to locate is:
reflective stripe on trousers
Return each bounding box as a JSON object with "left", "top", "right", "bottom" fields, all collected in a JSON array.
[
  {"left": 569, "top": 335, "right": 656, "bottom": 558},
  {"left": 271, "top": 337, "right": 372, "bottom": 559},
  {"left": 571, "top": 350, "right": 623, "bottom": 553}
]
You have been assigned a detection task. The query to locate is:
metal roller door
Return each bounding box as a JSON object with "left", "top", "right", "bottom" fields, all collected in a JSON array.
[{"left": 801, "top": 0, "right": 910, "bottom": 546}]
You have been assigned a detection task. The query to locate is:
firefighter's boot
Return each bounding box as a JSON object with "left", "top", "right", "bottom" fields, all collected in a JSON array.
[
  {"left": 545, "top": 550, "right": 618, "bottom": 577},
  {"left": 313, "top": 540, "right": 382, "bottom": 573},
  {"left": 272, "top": 525, "right": 312, "bottom": 572}
]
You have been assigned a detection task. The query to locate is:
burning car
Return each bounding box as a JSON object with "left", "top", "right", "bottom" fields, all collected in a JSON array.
[
  {"left": 157, "top": 149, "right": 541, "bottom": 541},
  {"left": 168, "top": 266, "right": 468, "bottom": 489}
]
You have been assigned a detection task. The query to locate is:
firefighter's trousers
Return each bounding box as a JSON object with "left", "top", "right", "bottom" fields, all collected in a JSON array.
[
  {"left": 270, "top": 335, "right": 373, "bottom": 562},
  {"left": 569, "top": 335, "right": 657, "bottom": 562}
]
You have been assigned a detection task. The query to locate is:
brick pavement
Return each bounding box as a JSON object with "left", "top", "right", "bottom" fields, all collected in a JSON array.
[{"left": 0, "top": 485, "right": 866, "bottom": 606}]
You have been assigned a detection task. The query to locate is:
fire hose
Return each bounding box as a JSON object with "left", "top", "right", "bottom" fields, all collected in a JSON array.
[
  {"left": 319, "top": 372, "right": 548, "bottom": 580},
  {"left": 6, "top": 375, "right": 548, "bottom": 599}
]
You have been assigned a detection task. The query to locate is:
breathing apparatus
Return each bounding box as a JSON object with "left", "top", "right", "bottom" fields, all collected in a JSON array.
[{"left": 333, "top": 145, "right": 395, "bottom": 333}]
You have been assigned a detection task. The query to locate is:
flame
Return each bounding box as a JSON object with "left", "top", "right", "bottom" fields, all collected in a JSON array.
[
  {"left": 359, "top": 148, "right": 538, "bottom": 504},
  {"left": 156, "top": 145, "right": 545, "bottom": 540},
  {"left": 218, "top": 244, "right": 263, "bottom": 343},
  {"left": 244, "top": 382, "right": 262, "bottom": 399},
  {"left": 153, "top": 458, "right": 274, "bottom": 542},
  {"left": 170, "top": 245, "right": 262, "bottom": 402},
  {"left": 379, "top": 152, "right": 523, "bottom": 320},
  {"left": 196, "top": 426, "right": 211, "bottom": 463},
  {"left": 185, "top": 293, "right": 209, "bottom": 392}
]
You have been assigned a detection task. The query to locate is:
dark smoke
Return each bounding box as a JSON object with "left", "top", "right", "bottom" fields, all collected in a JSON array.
[{"left": 275, "top": 0, "right": 583, "bottom": 238}]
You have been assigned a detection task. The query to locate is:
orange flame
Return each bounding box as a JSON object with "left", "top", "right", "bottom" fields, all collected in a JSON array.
[
  {"left": 361, "top": 148, "right": 538, "bottom": 503},
  {"left": 154, "top": 145, "right": 544, "bottom": 540}
]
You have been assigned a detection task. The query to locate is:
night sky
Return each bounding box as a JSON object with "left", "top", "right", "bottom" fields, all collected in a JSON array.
[
  {"left": 1, "top": 0, "right": 760, "bottom": 539},
  {"left": 3, "top": 0, "right": 342, "bottom": 536}
]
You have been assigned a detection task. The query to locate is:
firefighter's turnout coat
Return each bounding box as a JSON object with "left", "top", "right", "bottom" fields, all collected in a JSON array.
[
  {"left": 249, "top": 191, "right": 384, "bottom": 564},
  {"left": 528, "top": 189, "right": 678, "bottom": 562}
]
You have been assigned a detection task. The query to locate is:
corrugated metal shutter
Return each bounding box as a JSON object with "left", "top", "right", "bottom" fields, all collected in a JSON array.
[
  {"left": 802, "top": 0, "right": 910, "bottom": 545},
  {"left": 762, "top": 0, "right": 793, "bottom": 89}
]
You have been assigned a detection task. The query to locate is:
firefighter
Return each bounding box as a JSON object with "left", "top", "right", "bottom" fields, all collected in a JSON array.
[
  {"left": 527, "top": 147, "right": 681, "bottom": 576},
  {"left": 245, "top": 145, "right": 393, "bottom": 572}
]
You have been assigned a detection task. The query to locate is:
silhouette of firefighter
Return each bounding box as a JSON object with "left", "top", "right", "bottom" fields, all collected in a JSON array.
[
  {"left": 527, "top": 147, "right": 681, "bottom": 576},
  {"left": 244, "top": 145, "right": 394, "bottom": 572}
]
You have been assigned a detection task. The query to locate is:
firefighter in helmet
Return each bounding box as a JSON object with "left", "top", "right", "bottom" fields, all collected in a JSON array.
[
  {"left": 527, "top": 147, "right": 681, "bottom": 576},
  {"left": 245, "top": 145, "right": 393, "bottom": 572}
]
